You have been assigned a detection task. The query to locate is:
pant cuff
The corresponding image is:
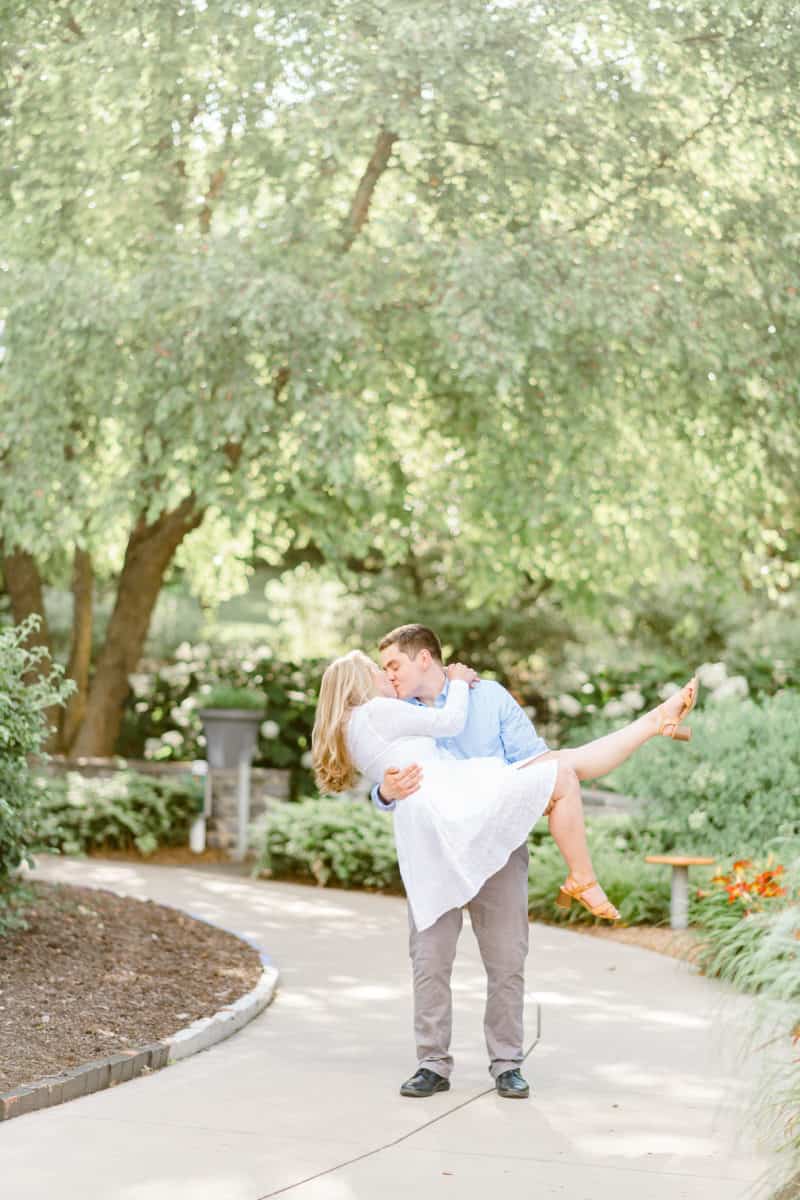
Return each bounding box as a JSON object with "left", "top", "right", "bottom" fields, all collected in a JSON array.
[
  {"left": 490, "top": 1060, "right": 523, "bottom": 1080},
  {"left": 418, "top": 1058, "right": 452, "bottom": 1080}
]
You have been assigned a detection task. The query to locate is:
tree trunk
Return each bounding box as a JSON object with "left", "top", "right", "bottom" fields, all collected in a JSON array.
[
  {"left": 71, "top": 496, "right": 204, "bottom": 757},
  {"left": 0, "top": 543, "right": 62, "bottom": 748},
  {"left": 1, "top": 544, "right": 52, "bottom": 663},
  {"left": 59, "top": 547, "right": 94, "bottom": 753}
]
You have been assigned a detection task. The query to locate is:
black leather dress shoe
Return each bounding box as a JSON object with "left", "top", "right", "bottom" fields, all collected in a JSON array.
[
  {"left": 495, "top": 1069, "right": 530, "bottom": 1098},
  {"left": 399, "top": 1068, "right": 451, "bottom": 1098}
]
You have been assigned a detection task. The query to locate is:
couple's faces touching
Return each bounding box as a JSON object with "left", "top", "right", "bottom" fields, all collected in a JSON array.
[{"left": 379, "top": 642, "right": 435, "bottom": 700}]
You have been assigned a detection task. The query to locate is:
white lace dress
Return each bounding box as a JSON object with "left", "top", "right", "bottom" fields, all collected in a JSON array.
[{"left": 346, "top": 680, "right": 558, "bottom": 931}]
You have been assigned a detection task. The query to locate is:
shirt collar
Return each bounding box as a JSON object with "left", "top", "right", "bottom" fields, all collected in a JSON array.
[{"left": 410, "top": 675, "right": 449, "bottom": 708}]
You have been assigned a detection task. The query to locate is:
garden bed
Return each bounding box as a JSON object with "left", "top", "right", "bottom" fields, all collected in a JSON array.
[{"left": 0, "top": 880, "right": 262, "bottom": 1093}]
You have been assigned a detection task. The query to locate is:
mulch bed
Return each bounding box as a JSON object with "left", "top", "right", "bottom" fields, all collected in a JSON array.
[{"left": 0, "top": 878, "right": 263, "bottom": 1093}]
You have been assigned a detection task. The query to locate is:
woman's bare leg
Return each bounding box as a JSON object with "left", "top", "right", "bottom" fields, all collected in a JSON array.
[
  {"left": 545, "top": 762, "right": 617, "bottom": 916},
  {"left": 526, "top": 679, "right": 697, "bottom": 917},
  {"left": 530, "top": 677, "right": 697, "bottom": 783}
]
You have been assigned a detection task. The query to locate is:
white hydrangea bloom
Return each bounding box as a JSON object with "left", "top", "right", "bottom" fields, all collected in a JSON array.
[
  {"left": 709, "top": 675, "right": 749, "bottom": 703},
  {"left": 160, "top": 663, "right": 192, "bottom": 687},
  {"left": 260, "top": 720, "right": 280, "bottom": 739},
  {"left": 557, "top": 693, "right": 582, "bottom": 717},
  {"left": 128, "top": 673, "right": 153, "bottom": 698},
  {"left": 160, "top": 730, "right": 184, "bottom": 748},
  {"left": 688, "top": 809, "right": 708, "bottom": 830},
  {"left": 175, "top": 642, "right": 195, "bottom": 661},
  {"left": 144, "top": 737, "right": 162, "bottom": 759},
  {"left": 603, "top": 699, "right": 628, "bottom": 719},
  {"left": 659, "top": 681, "right": 680, "bottom": 700},
  {"left": 300, "top": 750, "right": 313, "bottom": 768},
  {"left": 697, "top": 661, "right": 727, "bottom": 690},
  {"left": 620, "top": 688, "right": 645, "bottom": 711}
]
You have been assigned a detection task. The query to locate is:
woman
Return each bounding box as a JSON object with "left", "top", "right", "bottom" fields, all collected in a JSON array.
[{"left": 312, "top": 652, "right": 697, "bottom": 933}]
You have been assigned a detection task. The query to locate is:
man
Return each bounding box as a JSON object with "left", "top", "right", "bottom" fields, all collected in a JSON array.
[{"left": 372, "top": 623, "right": 550, "bottom": 1100}]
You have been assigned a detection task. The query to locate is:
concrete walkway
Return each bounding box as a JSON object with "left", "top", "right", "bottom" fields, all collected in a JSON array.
[{"left": 1, "top": 854, "right": 779, "bottom": 1200}]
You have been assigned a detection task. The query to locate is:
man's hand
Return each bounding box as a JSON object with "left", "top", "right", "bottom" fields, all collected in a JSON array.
[{"left": 379, "top": 764, "right": 423, "bottom": 802}]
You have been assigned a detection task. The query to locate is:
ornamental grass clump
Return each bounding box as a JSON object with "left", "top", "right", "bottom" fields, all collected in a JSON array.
[{"left": 692, "top": 850, "right": 800, "bottom": 1177}]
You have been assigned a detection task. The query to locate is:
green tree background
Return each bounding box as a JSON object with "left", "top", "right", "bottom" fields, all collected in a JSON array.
[{"left": 1, "top": 1, "right": 798, "bottom": 753}]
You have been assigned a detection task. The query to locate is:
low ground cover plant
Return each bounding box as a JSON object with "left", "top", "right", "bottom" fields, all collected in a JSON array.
[
  {"left": 31, "top": 770, "right": 204, "bottom": 858},
  {"left": 254, "top": 797, "right": 401, "bottom": 891}
]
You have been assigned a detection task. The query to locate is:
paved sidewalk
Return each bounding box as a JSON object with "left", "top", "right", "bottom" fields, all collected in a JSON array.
[{"left": 1, "top": 855, "right": 779, "bottom": 1200}]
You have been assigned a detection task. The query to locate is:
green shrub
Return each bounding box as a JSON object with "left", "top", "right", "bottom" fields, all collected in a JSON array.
[
  {"left": 199, "top": 685, "right": 265, "bottom": 710},
  {"left": 254, "top": 797, "right": 402, "bottom": 891},
  {"left": 0, "top": 617, "right": 74, "bottom": 933},
  {"left": 31, "top": 770, "right": 204, "bottom": 857},
  {"left": 254, "top": 799, "right": 672, "bottom": 924},
  {"left": 600, "top": 692, "right": 800, "bottom": 856}
]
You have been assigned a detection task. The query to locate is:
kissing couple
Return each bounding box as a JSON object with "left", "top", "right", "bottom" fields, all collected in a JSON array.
[{"left": 312, "top": 624, "right": 697, "bottom": 1100}]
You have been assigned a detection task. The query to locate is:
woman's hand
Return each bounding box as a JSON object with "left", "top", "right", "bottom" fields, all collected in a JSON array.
[{"left": 447, "top": 661, "right": 480, "bottom": 686}]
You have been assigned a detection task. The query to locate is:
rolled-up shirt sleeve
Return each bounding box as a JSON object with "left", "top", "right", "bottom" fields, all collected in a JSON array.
[
  {"left": 371, "top": 781, "right": 395, "bottom": 812},
  {"left": 498, "top": 687, "right": 549, "bottom": 763}
]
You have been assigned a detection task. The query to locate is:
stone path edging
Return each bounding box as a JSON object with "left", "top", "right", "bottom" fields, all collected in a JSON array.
[{"left": 0, "top": 897, "right": 280, "bottom": 1123}]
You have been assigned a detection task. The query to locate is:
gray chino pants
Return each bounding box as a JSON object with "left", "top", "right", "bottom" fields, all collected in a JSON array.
[{"left": 407, "top": 842, "right": 530, "bottom": 1080}]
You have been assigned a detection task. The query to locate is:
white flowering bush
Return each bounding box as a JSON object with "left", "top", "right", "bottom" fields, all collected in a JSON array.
[{"left": 117, "top": 644, "right": 324, "bottom": 797}]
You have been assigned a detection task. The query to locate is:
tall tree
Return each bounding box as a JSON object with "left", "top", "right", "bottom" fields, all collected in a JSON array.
[{"left": 1, "top": 1, "right": 798, "bottom": 752}]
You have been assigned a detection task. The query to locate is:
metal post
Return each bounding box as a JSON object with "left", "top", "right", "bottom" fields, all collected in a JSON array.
[
  {"left": 235, "top": 752, "right": 251, "bottom": 862},
  {"left": 189, "top": 760, "right": 209, "bottom": 853},
  {"left": 670, "top": 865, "right": 689, "bottom": 930}
]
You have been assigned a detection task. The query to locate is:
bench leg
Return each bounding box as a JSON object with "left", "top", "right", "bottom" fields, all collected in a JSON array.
[{"left": 670, "top": 865, "right": 690, "bottom": 929}]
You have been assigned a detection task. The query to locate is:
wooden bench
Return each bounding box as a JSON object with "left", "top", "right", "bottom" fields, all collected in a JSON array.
[{"left": 645, "top": 855, "right": 716, "bottom": 929}]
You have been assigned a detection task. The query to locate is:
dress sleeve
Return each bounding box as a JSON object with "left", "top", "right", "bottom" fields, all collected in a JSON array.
[{"left": 366, "top": 680, "right": 469, "bottom": 740}]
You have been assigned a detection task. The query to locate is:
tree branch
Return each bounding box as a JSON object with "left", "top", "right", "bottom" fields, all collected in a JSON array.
[
  {"left": 341, "top": 128, "right": 398, "bottom": 252},
  {"left": 557, "top": 73, "right": 754, "bottom": 239}
]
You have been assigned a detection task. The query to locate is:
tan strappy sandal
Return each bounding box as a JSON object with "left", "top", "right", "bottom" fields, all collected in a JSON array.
[
  {"left": 658, "top": 676, "right": 699, "bottom": 742},
  {"left": 556, "top": 878, "right": 620, "bottom": 921}
]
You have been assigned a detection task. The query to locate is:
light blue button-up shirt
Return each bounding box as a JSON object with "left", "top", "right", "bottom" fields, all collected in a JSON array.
[{"left": 371, "top": 678, "right": 549, "bottom": 811}]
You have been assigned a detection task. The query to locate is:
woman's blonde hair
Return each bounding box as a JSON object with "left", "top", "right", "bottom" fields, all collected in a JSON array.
[{"left": 312, "top": 650, "right": 380, "bottom": 793}]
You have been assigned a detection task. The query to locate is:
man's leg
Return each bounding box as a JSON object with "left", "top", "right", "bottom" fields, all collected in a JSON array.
[
  {"left": 408, "top": 902, "right": 463, "bottom": 1078},
  {"left": 467, "top": 842, "right": 530, "bottom": 1080}
]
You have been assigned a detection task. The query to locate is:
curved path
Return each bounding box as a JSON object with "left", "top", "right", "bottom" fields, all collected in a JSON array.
[{"left": 1, "top": 854, "right": 777, "bottom": 1200}]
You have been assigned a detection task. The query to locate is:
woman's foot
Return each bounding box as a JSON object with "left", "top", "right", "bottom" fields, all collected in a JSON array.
[
  {"left": 653, "top": 677, "right": 698, "bottom": 739},
  {"left": 558, "top": 875, "right": 620, "bottom": 920}
]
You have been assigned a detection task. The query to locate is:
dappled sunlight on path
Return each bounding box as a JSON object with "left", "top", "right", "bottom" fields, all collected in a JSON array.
[{"left": 3, "top": 854, "right": 778, "bottom": 1200}]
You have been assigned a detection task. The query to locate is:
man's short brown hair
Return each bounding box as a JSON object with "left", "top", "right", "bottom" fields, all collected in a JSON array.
[{"left": 378, "top": 624, "right": 443, "bottom": 663}]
